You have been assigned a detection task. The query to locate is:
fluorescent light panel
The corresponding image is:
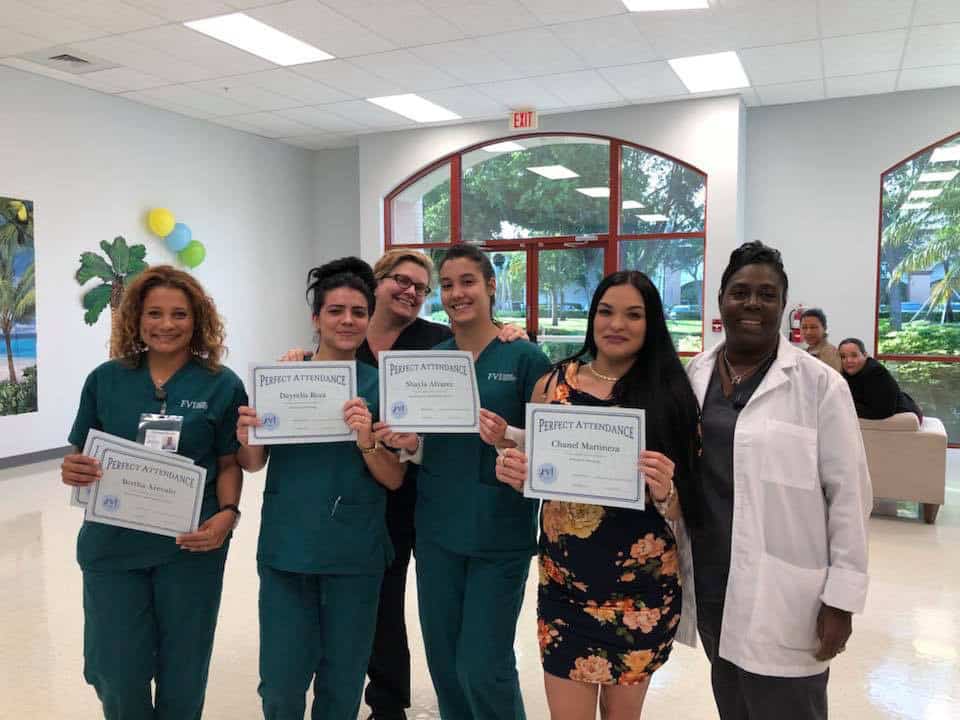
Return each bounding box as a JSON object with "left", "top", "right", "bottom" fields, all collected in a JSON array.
[
  {"left": 367, "top": 94, "right": 460, "bottom": 123},
  {"left": 909, "top": 189, "right": 943, "bottom": 199},
  {"left": 919, "top": 170, "right": 959, "bottom": 183},
  {"left": 184, "top": 13, "right": 333, "bottom": 66},
  {"left": 668, "top": 51, "right": 749, "bottom": 93},
  {"left": 623, "top": 1, "right": 709, "bottom": 10},
  {"left": 576, "top": 187, "right": 610, "bottom": 198},
  {"left": 527, "top": 165, "right": 579, "bottom": 180},
  {"left": 637, "top": 213, "right": 669, "bottom": 222},
  {"left": 622, "top": 200, "right": 644, "bottom": 209},
  {"left": 930, "top": 145, "right": 960, "bottom": 163},
  {"left": 483, "top": 141, "right": 525, "bottom": 152}
]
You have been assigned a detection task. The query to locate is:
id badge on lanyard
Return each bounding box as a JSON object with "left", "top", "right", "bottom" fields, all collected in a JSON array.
[{"left": 137, "top": 413, "right": 184, "bottom": 452}]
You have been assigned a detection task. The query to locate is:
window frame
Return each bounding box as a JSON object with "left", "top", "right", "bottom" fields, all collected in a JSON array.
[{"left": 384, "top": 132, "right": 708, "bottom": 356}]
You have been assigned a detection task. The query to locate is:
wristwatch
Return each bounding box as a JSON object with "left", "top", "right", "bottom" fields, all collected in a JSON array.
[{"left": 220, "top": 503, "right": 241, "bottom": 529}]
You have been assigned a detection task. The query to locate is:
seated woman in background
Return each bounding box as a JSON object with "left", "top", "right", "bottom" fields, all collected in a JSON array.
[
  {"left": 838, "top": 337, "right": 922, "bottom": 422},
  {"left": 800, "top": 308, "right": 842, "bottom": 372}
]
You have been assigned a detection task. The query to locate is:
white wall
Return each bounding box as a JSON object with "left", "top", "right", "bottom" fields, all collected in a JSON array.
[
  {"left": 313, "top": 147, "right": 360, "bottom": 264},
  {"left": 0, "top": 67, "right": 317, "bottom": 459},
  {"left": 357, "top": 95, "right": 746, "bottom": 348},
  {"left": 745, "top": 86, "right": 960, "bottom": 350}
]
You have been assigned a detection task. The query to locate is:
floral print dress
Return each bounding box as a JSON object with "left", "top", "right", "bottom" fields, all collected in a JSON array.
[{"left": 537, "top": 362, "right": 681, "bottom": 685}]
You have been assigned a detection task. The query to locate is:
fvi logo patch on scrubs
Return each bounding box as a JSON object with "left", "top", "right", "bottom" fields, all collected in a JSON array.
[
  {"left": 537, "top": 463, "right": 557, "bottom": 484},
  {"left": 487, "top": 372, "right": 516, "bottom": 382},
  {"left": 262, "top": 413, "right": 279, "bottom": 430},
  {"left": 101, "top": 494, "right": 121, "bottom": 512},
  {"left": 391, "top": 401, "right": 408, "bottom": 419}
]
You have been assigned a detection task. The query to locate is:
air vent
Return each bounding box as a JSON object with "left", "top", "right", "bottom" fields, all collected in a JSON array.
[
  {"left": 16, "top": 46, "right": 119, "bottom": 75},
  {"left": 49, "top": 53, "right": 91, "bottom": 65}
]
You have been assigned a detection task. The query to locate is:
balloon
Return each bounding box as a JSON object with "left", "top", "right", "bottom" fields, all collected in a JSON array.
[
  {"left": 147, "top": 208, "right": 175, "bottom": 237},
  {"left": 165, "top": 223, "right": 192, "bottom": 253},
  {"left": 178, "top": 240, "right": 206, "bottom": 268}
]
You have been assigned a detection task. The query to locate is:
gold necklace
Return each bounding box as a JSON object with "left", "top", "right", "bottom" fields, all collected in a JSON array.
[
  {"left": 586, "top": 362, "right": 621, "bottom": 383},
  {"left": 722, "top": 349, "right": 771, "bottom": 385}
]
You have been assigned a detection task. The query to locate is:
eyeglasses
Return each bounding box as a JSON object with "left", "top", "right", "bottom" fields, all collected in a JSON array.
[{"left": 385, "top": 273, "right": 431, "bottom": 297}]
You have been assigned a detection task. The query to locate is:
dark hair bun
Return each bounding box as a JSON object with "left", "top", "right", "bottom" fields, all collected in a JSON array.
[{"left": 308, "top": 257, "right": 376, "bottom": 294}]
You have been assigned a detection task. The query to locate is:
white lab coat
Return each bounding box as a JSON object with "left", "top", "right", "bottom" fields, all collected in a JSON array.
[{"left": 684, "top": 335, "right": 872, "bottom": 677}]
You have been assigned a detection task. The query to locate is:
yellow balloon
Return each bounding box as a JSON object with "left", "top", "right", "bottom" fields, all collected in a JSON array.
[{"left": 147, "top": 208, "right": 176, "bottom": 237}]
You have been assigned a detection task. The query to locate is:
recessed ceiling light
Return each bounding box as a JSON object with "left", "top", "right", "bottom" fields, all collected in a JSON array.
[
  {"left": 918, "top": 170, "right": 958, "bottom": 183},
  {"left": 930, "top": 145, "right": 960, "bottom": 163},
  {"left": 622, "top": 200, "right": 644, "bottom": 209},
  {"left": 527, "top": 165, "right": 580, "bottom": 180},
  {"left": 184, "top": 13, "right": 333, "bottom": 66},
  {"left": 367, "top": 94, "right": 461, "bottom": 123},
  {"left": 668, "top": 51, "right": 750, "bottom": 93},
  {"left": 909, "top": 189, "right": 943, "bottom": 199},
  {"left": 637, "top": 213, "right": 669, "bottom": 222},
  {"left": 483, "top": 141, "right": 525, "bottom": 152},
  {"left": 576, "top": 187, "right": 610, "bottom": 198},
  {"left": 901, "top": 202, "right": 931, "bottom": 211},
  {"left": 623, "top": 1, "right": 710, "bottom": 10}
]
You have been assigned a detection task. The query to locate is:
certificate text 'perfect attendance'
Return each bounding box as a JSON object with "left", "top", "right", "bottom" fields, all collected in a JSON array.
[
  {"left": 536, "top": 418, "right": 636, "bottom": 439},
  {"left": 257, "top": 373, "right": 348, "bottom": 387}
]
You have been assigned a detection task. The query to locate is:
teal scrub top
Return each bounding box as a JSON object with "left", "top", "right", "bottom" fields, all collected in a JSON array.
[
  {"left": 68, "top": 357, "right": 248, "bottom": 571},
  {"left": 257, "top": 362, "right": 392, "bottom": 576},
  {"left": 416, "top": 337, "right": 551, "bottom": 558}
]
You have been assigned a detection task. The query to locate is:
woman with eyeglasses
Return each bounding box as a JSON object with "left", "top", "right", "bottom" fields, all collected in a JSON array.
[{"left": 282, "top": 248, "right": 524, "bottom": 720}]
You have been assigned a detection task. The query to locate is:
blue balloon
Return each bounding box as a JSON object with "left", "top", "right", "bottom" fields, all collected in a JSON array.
[{"left": 165, "top": 223, "right": 192, "bottom": 253}]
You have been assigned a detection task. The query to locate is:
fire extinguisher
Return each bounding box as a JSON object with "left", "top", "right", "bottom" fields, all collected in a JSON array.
[{"left": 789, "top": 304, "right": 805, "bottom": 343}]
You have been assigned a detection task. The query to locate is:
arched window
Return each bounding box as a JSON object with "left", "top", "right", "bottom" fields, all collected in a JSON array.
[
  {"left": 878, "top": 131, "right": 960, "bottom": 444},
  {"left": 385, "top": 133, "right": 707, "bottom": 361}
]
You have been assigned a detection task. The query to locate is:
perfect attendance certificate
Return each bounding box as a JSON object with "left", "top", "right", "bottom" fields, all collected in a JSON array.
[
  {"left": 248, "top": 361, "right": 357, "bottom": 445},
  {"left": 83, "top": 438, "right": 206, "bottom": 537},
  {"left": 524, "top": 404, "right": 646, "bottom": 510},
  {"left": 379, "top": 351, "right": 480, "bottom": 433}
]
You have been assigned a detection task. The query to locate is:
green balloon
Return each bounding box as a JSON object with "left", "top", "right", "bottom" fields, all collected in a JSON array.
[{"left": 178, "top": 240, "right": 206, "bottom": 268}]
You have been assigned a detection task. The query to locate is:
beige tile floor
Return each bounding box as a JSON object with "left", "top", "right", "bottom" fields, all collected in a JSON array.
[{"left": 1, "top": 452, "right": 958, "bottom": 720}]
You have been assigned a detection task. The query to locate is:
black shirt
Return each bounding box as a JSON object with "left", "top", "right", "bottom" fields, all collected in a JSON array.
[
  {"left": 691, "top": 360, "right": 770, "bottom": 604},
  {"left": 842, "top": 357, "right": 922, "bottom": 422}
]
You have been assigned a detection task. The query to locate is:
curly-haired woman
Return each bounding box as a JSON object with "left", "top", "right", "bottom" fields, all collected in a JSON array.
[{"left": 60, "top": 264, "right": 248, "bottom": 720}]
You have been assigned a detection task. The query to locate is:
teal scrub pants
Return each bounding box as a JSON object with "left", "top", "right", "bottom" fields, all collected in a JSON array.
[
  {"left": 257, "top": 564, "right": 383, "bottom": 720},
  {"left": 415, "top": 539, "right": 531, "bottom": 720},
  {"left": 81, "top": 547, "right": 228, "bottom": 720}
]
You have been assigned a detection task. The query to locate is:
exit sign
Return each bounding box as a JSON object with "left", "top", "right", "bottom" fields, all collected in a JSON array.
[{"left": 510, "top": 109, "right": 538, "bottom": 130}]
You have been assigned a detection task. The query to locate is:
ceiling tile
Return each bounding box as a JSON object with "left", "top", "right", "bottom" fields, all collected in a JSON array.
[
  {"left": 121, "top": 89, "right": 216, "bottom": 119},
  {"left": 898, "top": 63, "right": 960, "bottom": 91},
  {"left": 247, "top": 0, "right": 397, "bottom": 58},
  {"left": 291, "top": 59, "right": 403, "bottom": 98},
  {"left": 740, "top": 40, "right": 821, "bottom": 86},
  {"left": 325, "top": 99, "right": 417, "bottom": 129},
  {"left": 24, "top": 0, "right": 168, "bottom": 34},
  {"left": 517, "top": 0, "right": 627, "bottom": 25},
  {"left": 69, "top": 35, "right": 224, "bottom": 82},
  {"left": 420, "top": 86, "right": 508, "bottom": 119},
  {"left": 550, "top": 14, "right": 660, "bottom": 68},
  {"left": 474, "top": 77, "right": 567, "bottom": 110},
  {"left": 913, "top": 0, "right": 960, "bottom": 26},
  {"left": 230, "top": 68, "right": 352, "bottom": 105},
  {"left": 0, "top": 56, "right": 93, "bottom": 87},
  {"left": 0, "top": 28, "right": 58, "bottom": 57},
  {"left": 903, "top": 23, "right": 960, "bottom": 68},
  {"left": 598, "top": 61, "right": 687, "bottom": 101},
  {"left": 275, "top": 106, "right": 369, "bottom": 132},
  {"left": 421, "top": 0, "right": 542, "bottom": 36},
  {"left": 335, "top": 0, "right": 466, "bottom": 47},
  {"left": 818, "top": 0, "right": 912, "bottom": 38},
  {"left": 822, "top": 30, "right": 907, "bottom": 76},
  {"left": 123, "top": 84, "right": 259, "bottom": 116},
  {"left": 754, "top": 79, "right": 825, "bottom": 105},
  {"left": 279, "top": 133, "right": 358, "bottom": 149},
  {"left": 211, "top": 111, "right": 313, "bottom": 138},
  {"left": 825, "top": 71, "right": 898, "bottom": 97},
  {"left": 409, "top": 39, "right": 521, "bottom": 84},
  {"left": 123, "top": 0, "right": 236, "bottom": 22},
  {"left": 0, "top": 2, "right": 104, "bottom": 44},
  {"left": 474, "top": 28, "right": 587, "bottom": 77},
  {"left": 187, "top": 77, "right": 305, "bottom": 111},
  {"left": 124, "top": 25, "right": 276, "bottom": 75},
  {"left": 348, "top": 50, "right": 461, "bottom": 92},
  {"left": 80, "top": 66, "right": 169, "bottom": 93},
  {"left": 536, "top": 70, "right": 623, "bottom": 106}
]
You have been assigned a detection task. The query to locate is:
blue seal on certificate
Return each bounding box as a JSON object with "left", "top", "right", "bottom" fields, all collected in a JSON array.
[
  {"left": 391, "top": 400, "right": 408, "bottom": 419},
  {"left": 536, "top": 463, "right": 557, "bottom": 485},
  {"left": 262, "top": 413, "right": 279, "bottom": 430},
  {"left": 101, "top": 494, "right": 121, "bottom": 512}
]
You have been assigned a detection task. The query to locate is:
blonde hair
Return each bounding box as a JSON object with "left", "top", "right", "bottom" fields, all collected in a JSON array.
[
  {"left": 372, "top": 249, "right": 434, "bottom": 281},
  {"left": 115, "top": 265, "right": 227, "bottom": 370}
]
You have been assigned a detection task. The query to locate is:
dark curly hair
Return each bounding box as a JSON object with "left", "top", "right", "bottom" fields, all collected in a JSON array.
[
  {"left": 306, "top": 257, "right": 377, "bottom": 315},
  {"left": 719, "top": 240, "right": 789, "bottom": 306},
  {"left": 801, "top": 307, "right": 827, "bottom": 328}
]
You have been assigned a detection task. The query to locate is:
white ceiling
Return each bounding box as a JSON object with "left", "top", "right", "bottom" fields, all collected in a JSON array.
[{"left": 3, "top": 0, "right": 960, "bottom": 150}]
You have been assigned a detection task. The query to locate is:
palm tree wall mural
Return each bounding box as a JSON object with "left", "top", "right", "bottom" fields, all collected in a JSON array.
[
  {"left": 0, "top": 196, "right": 37, "bottom": 415},
  {"left": 75, "top": 236, "right": 147, "bottom": 358}
]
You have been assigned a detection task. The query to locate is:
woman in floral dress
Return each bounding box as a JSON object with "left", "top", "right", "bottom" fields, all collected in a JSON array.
[{"left": 485, "top": 271, "right": 701, "bottom": 719}]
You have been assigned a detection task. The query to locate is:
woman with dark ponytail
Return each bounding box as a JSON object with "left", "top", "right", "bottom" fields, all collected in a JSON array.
[
  {"left": 235, "top": 257, "right": 404, "bottom": 720},
  {"left": 488, "top": 270, "right": 700, "bottom": 719}
]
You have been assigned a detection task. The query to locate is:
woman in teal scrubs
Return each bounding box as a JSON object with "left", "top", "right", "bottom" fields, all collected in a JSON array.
[
  {"left": 236, "top": 257, "right": 404, "bottom": 720},
  {"left": 385, "top": 244, "right": 551, "bottom": 719},
  {"left": 60, "top": 265, "right": 248, "bottom": 720}
]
